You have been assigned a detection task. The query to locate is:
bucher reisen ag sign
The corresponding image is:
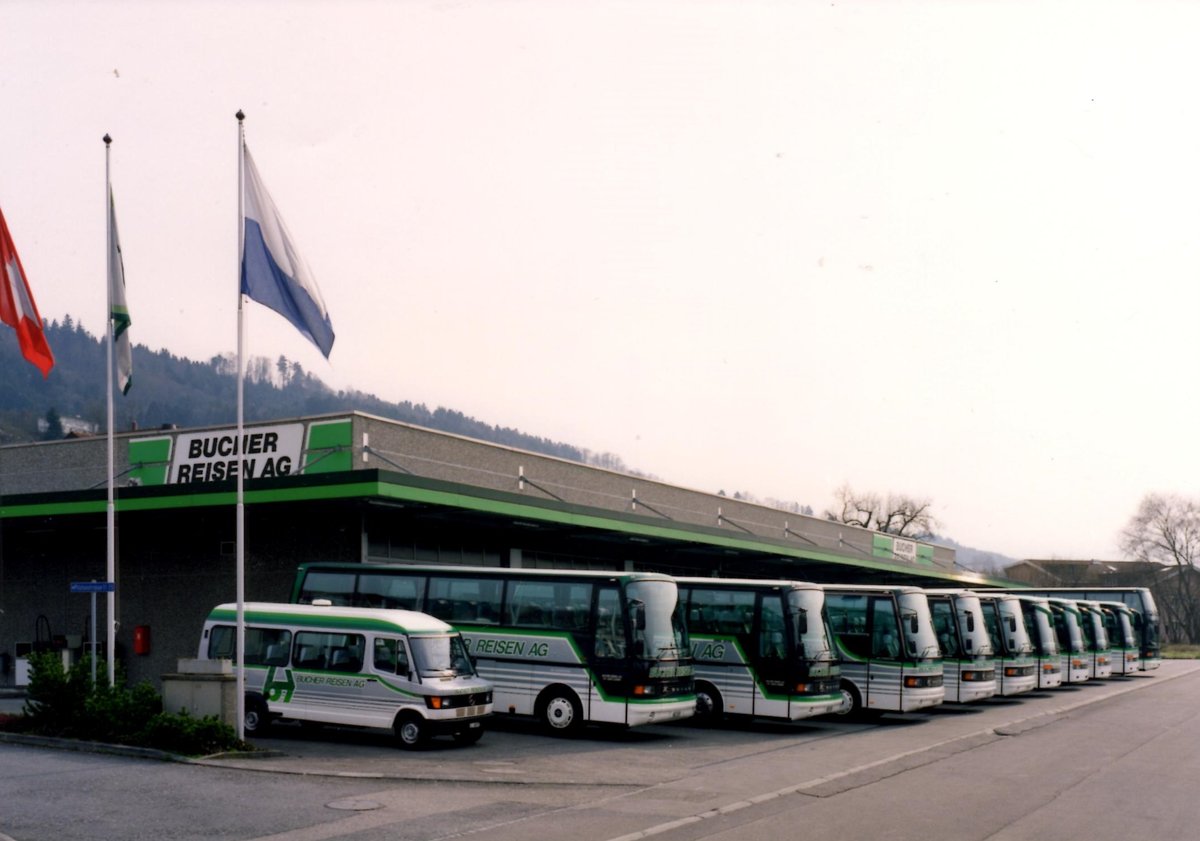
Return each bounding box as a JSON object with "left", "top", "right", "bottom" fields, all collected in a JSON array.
[
  {"left": 126, "top": 419, "right": 353, "bottom": 487},
  {"left": 168, "top": 424, "right": 304, "bottom": 482}
]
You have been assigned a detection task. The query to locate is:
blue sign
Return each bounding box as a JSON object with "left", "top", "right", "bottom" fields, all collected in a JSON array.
[{"left": 70, "top": 581, "right": 115, "bottom": 593}]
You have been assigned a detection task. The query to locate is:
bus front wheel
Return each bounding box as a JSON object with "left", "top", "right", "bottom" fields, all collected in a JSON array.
[
  {"left": 394, "top": 712, "right": 428, "bottom": 749},
  {"left": 836, "top": 681, "right": 862, "bottom": 717},
  {"left": 538, "top": 687, "right": 583, "bottom": 736},
  {"left": 694, "top": 682, "right": 724, "bottom": 725}
]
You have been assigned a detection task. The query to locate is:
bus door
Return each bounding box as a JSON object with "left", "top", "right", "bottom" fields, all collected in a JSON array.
[
  {"left": 751, "top": 593, "right": 790, "bottom": 717},
  {"left": 867, "top": 596, "right": 902, "bottom": 709}
]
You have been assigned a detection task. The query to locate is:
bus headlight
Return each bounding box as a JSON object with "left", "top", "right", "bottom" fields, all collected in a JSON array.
[{"left": 632, "top": 685, "right": 657, "bottom": 696}]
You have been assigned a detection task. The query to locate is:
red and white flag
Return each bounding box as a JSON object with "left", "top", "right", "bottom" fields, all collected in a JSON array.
[{"left": 0, "top": 205, "right": 54, "bottom": 377}]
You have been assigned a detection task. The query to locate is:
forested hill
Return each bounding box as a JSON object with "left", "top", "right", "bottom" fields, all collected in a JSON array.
[{"left": 0, "top": 318, "right": 590, "bottom": 464}]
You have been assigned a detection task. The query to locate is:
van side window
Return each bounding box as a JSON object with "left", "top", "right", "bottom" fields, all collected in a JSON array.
[
  {"left": 250, "top": 629, "right": 292, "bottom": 666},
  {"left": 207, "top": 625, "right": 293, "bottom": 665},
  {"left": 293, "top": 631, "right": 365, "bottom": 672},
  {"left": 208, "top": 625, "right": 234, "bottom": 659},
  {"left": 373, "top": 637, "right": 409, "bottom": 675}
]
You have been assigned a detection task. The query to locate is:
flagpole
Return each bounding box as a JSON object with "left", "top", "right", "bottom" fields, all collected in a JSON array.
[
  {"left": 235, "top": 109, "right": 247, "bottom": 741},
  {"left": 104, "top": 134, "right": 116, "bottom": 688}
]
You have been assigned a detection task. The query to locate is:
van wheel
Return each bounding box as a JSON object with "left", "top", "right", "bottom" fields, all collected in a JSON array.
[
  {"left": 538, "top": 687, "right": 583, "bottom": 736},
  {"left": 244, "top": 695, "right": 270, "bottom": 735},
  {"left": 694, "top": 682, "right": 724, "bottom": 725},
  {"left": 394, "top": 712, "right": 428, "bottom": 749},
  {"left": 452, "top": 727, "right": 484, "bottom": 745}
]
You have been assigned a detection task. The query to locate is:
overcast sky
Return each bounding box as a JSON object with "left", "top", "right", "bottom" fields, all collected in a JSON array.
[{"left": 5, "top": 1, "right": 1199, "bottom": 561}]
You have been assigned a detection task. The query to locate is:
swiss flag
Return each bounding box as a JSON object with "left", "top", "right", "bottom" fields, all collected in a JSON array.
[{"left": 0, "top": 205, "right": 54, "bottom": 378}]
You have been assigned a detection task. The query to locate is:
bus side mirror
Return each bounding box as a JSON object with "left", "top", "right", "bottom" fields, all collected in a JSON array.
[
  {"left": 910, "top": 615, "right": 919, "bottom": 634},
  {"left": 630, "top": 600, "right": 646, "bottom": 631},
  {"left": 796, "top": 609, "right": 809, "bottom": 636}
]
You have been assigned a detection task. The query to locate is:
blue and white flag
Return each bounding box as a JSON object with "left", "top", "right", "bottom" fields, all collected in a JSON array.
[{"left": 240, "top": 145, "right": 335, "bottom": 358}]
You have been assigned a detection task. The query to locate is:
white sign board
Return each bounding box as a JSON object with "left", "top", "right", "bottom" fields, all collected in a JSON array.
[{"left": 169, "top": 423, "right": 305, "bottom": 484}]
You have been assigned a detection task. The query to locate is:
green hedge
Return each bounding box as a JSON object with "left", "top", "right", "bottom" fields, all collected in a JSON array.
[{"left": 18, "top": 652, "right": 247, "bottom": 756}]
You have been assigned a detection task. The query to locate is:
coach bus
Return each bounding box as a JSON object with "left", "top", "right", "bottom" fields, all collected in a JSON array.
[
  {"left": 291, "top": 563, "right": 695, "bottom": 734},
  {"left": 675, "top": 577, "right": 844, "bottom": 722},
  {"left": 976, "top": 593, "right": 1037, "bottom": 696},
  {"left": 1096, "top": 601, "right": 1140, "bottom": 676},
  {"left": 1076, "top": 600, "right": 1114, "bottom": 679},
  {"left": 922, "top": 589, "right": 996, "bottom": 703},
  {"left": 1046, "top": 597, "right": 1090, "bottom": 684},
  {"left": 1012, "top": 595, "right": 1063, "bottom": 689},
  {"left": 822, "top": 584, "right": 944, "bottom": 716},
  {"left": 1012, "top": 588, "right": 1160, "bottom": 671}
]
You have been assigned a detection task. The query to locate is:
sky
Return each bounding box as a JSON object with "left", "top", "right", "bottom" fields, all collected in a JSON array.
[{"left": 5, "top": 0, "right": 1200, "bottom": 562}]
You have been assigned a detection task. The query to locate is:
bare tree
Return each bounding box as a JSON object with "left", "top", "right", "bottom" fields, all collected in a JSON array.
[
  {"left": 824, "top": 483, "right": 939, "bottom": 539},
  {"left": 1120, "top": 493, "right": 1200, "bottom": 643}
]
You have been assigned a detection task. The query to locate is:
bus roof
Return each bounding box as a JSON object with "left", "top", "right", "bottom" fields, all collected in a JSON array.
[
  {"left": 294, "top": 562, "right": 673, "bottom": 584},
  {"left": 821, "top": 583, "right": 928, "bottom": 595},
  {"left": 673, "top": 576, "right": 821, "bottom": 590},
  {"left": 207, "top": 602, "right": 455, "bottom": 635}
]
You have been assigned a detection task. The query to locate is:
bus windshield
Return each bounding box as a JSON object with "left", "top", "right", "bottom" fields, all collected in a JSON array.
[
  {"left": 1025, "top": 605, "right": 1059, "bottom": 657},
  {"left": 788, "top": 588, "right": 834, "bottom": 661},
  {"left": 999, "top": 598, "right": 1034, "bottom": 655},
  {"left": 627, "top": 579, "right": 688, "bottom": 661},
  {"left": 409, "top": 634, "right": 475, "bottom": 678},
  {"left": 897, "top": 591, "right": 939, "bottom": 659},
  {"left": 956, "top": 596, "right": 993, "bottom": 657}
]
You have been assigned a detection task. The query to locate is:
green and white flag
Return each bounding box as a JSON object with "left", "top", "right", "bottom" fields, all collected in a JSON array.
[{"left": 108, "top": 187, "right": 131, "bottom": 394}]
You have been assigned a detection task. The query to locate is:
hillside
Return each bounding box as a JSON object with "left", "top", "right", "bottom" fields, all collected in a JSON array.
[{"left": 0, "top": 317, "right": 588, "bottom": 463}]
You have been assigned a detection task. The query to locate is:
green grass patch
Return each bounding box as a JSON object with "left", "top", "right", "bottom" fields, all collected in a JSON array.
[{"left": 1163, "top": 644, "right": 1200, "bottom": 659}]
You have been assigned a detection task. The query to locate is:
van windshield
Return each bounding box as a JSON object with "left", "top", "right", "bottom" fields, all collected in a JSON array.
[{"left": 409, "top": 633, "right": 475, "bottom": 678}]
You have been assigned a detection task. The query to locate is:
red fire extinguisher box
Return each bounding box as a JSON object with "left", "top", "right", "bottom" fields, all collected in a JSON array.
[{"left": 133, "top": 625, "right": 151, "bottom": 656}]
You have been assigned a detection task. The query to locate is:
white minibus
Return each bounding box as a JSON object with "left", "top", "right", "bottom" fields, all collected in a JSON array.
[{"left": 199, "top": 602, "right": 493, "bottom": 748}]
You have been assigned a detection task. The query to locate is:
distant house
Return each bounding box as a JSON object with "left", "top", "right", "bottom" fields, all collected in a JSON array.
[
  {"left": 1003, "top": 558, "right": 1165, "bottom": 588},
  {"left": 1004, "top": 558, "right": 1200, "bottom": 644},
  {"left": 36, "top": 415, "right": 98, "bottom": 437}
]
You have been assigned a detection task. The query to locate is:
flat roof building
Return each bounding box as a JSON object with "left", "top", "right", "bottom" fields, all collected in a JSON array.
[{"left": 0, "top": 411, "right": 995, "bottom": 688}]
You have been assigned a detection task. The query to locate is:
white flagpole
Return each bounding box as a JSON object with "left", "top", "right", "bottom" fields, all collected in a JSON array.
[
  {"left": 235, "top": 110, "right": 247, "bottom": 741},
  {"left": 104, "top": 134, "right": 116, "bottom": 688}
]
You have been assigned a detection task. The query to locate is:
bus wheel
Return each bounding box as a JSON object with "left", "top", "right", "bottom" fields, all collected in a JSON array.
[
  {"left": 394, "top": 712, "right": 428, "bottom": 749},
  {"left": 694, "top": 682, "right": 724, "bottom": 725},
  {"left": 538, "top": 687, "right": 583, "bottom": 736},
  {"left": 244, "top": 695, "right": 271, "bottom": 735},
  {"left": 836, "top": 681, "right": 862, "bottom": 717}
]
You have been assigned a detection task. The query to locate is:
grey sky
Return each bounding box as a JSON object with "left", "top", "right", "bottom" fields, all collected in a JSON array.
[{"left": 6, "top": 1, "right": 1199, "bottom": 560}]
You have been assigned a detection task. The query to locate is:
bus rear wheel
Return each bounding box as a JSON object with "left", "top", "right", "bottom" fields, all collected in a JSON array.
[{"left": 538, "top": 687, "right": 583, "bottom": 736}]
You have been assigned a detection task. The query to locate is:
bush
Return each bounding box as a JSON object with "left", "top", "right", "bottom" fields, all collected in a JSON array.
[
  {"left": 136, "top": 710, "right": 243, "bottom": 756},
  {"left": 17, "top": 653, "right": 247, "bottom": 755}
]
